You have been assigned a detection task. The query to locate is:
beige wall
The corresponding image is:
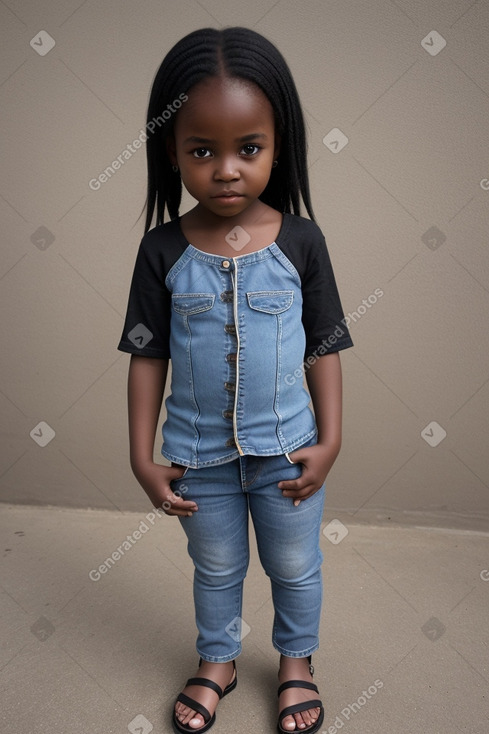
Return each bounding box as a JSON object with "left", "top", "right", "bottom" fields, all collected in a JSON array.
[{"left": 1, "top": 1, "right": 488, "bottom": 528}]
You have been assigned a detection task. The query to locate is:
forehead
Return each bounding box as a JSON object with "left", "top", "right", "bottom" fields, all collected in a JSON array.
[{"left": 174, "top": 76, "right": 275, "bottom": 136}]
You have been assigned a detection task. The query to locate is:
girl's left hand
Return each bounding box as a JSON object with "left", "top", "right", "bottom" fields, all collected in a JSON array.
[{"left": 278, "top": 442, "right": 340, "bottom": 506}]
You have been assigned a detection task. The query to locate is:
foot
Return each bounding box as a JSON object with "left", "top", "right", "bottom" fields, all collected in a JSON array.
[
  {"left": 174, "top": 660, "right": 236, "bottom": 730},
  {"left": 278, "top": 655, "right": 322, "bottom": 731}
]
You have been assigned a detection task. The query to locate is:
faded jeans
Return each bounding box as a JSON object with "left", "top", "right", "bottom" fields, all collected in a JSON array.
[{"left": 171, "top": 444, "right": 325, "bottom": 662}]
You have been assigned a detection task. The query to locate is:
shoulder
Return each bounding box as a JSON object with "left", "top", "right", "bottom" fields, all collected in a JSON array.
[
  {"left": 138, "top": 218, "right": 183, "bottom": 254},
  {"left": 280, "top": 213, "right": 326, "bottom": 250},
  {"left": 135, "top": 219, "right": 187, "bottom": 272},
  {"left": 283, "top": 213, "right": 323, "bottom": 235},
  {"left": 277, "top": 214, "right": 327, "bottom": 271}
]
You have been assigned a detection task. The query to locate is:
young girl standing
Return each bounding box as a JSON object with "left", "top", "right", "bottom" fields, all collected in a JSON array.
[{"left": 118, "top": 27, "right": 353, "bottom": 734}]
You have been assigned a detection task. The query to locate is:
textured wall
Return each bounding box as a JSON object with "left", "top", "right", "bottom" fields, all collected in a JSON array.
[{"left": 1, "top": 0, "right": 488, "bottom": 527}]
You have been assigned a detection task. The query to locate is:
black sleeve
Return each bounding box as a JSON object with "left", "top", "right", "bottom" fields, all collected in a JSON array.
[
  {"left": 277, "top": 215, "right": 353, "bottom": 358},
  {"left": 117, "top": 229, "right": 173, "bottom": 359},
  {"left": 301, "top": 227, "right": 353, "bottom": 358}
]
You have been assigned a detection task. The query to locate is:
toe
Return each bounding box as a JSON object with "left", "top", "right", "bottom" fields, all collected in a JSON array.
[
  {"left": 188, "top": 714, "right": 205, "bottom": 729},
  {"left": 174, "top": 703, "right": 185, "bottom": 720},
  {"left": 281, "top": 714, "right": 298, "bottom": 731},
  {"left": 281, "top": 706, "right": 321, "bottom": 731},
  {"left": 294, "top": 712, "right": 307, "bottom": 729},
  {"left": 174, "top": 703, "right": 204, "bottom": 728},
  {"left": 295, "top": 708, "right": 318, "bottom": 728}
]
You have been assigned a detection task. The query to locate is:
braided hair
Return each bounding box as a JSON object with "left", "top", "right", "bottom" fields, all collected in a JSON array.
[{"left": 142, "top": 26, "right": 314, "bottom": 232}]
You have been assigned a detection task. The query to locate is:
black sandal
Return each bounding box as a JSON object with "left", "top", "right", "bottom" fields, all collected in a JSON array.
[
  {"left": 277, "top": 656, "right": 324, "bottom": 734},
  {"left": 172, "top": 658, "right": 237, "bottom": 734}
]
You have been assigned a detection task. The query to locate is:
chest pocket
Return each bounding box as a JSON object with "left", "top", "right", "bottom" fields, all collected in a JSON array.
[
  {"left": 247, "top": 291, "right": 294, "bottom": 314},
  {"left": 172, "top": 294, "right": 215, "bottom": 315}
]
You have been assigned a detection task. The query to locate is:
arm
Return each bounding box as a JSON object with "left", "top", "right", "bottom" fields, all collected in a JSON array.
[
  {"left": 306, "top": 351, "right": 342, "bottom": 452},
  {"left": 278, "top": 352, "right": 343, "bottom": 505},
  {"left": 127, "top": 355, "right": 198, "bottom": 516}
]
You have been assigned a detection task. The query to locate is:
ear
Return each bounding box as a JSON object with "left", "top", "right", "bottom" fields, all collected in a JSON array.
[{"left": 166, "top": 135, "right": 177, "bottom": 167}]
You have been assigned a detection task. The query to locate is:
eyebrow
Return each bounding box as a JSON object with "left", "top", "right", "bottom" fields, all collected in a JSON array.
[{"left": 183, "top": 133, "right": 269, "bottom": 145}]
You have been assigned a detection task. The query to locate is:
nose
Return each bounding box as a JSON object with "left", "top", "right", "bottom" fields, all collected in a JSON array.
[{"left": 213, "top": 154, "right": 240, "bottom": 181}]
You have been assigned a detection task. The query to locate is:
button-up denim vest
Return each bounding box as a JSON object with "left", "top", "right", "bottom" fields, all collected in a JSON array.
[{"left": 161, "top": 243, "right": 317, "bottom": 468}]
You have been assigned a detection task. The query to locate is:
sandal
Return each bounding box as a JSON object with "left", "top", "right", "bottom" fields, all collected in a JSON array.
[
  {"left": 172, "top": 658, "right": 237, "bottom": 734},
  {"left": 277, "top": 656, "right": 324, "bottom": 734}
]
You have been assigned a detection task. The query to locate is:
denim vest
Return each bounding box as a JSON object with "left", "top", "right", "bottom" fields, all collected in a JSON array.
[{"left": 162, "top": 243, "right": 317, "bottom": 468}]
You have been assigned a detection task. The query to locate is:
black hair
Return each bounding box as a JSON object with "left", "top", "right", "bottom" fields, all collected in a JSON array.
[{"left": 142, "top": 26, "right": 314, "bottom": 233}]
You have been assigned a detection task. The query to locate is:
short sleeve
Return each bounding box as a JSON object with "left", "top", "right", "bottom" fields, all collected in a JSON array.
[
  {"left": 117, "top": 233, "right": 171, "bottom": 359},
  {"left": 300, "top": 229, "right": 354, "bottom": 358}
]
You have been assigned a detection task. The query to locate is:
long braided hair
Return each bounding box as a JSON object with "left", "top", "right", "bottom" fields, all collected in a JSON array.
[{"left": 142, "top": 26, "right": 314, "bottom": 232}]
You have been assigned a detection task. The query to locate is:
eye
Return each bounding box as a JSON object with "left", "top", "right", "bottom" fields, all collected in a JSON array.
[
  {"left": 192, "top": 147, "right": 212, "bottom": 158},
  {"left": 241, "top": 144, "right": 260, "bottom": 156}
]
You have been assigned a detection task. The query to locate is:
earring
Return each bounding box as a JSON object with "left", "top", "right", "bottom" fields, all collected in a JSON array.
[
  {"left": 272, "top": 160, "right": 278, "bottom": 168},
  {"left": 172, "top": 165, "right": 179, "bottom": 173}
]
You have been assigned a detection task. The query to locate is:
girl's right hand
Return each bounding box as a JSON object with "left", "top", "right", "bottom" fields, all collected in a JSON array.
[{"left": 132, "top": 461, "right": 198, "bottom": 517}]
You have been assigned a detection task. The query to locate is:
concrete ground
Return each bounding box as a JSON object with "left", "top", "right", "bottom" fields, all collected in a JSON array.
[{"left": 1, "top": 503, "right": 488, "bottom": 734}]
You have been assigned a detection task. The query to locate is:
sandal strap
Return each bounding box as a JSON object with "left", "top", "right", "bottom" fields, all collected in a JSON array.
[
  {"left": 277, "top": 679, "right": 319, "bottom": 696},
  {"left": 175, "top": 692, "right": 212, "bottom": 723},
  {"left": 185, "top": 676, "right": 224, "bottom": 698},
  {"left": 279, "top": 699, "right": 323, "bottom": 720}
]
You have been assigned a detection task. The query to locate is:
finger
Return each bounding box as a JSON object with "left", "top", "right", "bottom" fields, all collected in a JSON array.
[
  {"left": 287, "top": 488, "right": 317, "bottom": 506},
  {"left": 286, "top": 449, "right": 306, "bottom": 465},
  {"left": 165, "top": 509, "right": 196, "bottom": 517},
  {"left": 287, "top": 446, "right": 317, "bottom": 464},
  {"left": 281, "top": 481, "right": 319, "bottom": 500},
  {"left": 166, "top": 507, "right": 197, "bottom": 517},
  {"left": 278, "top": 475, "right": 309, "bottom": 491},
  {"left": 161, "top": 495, "right": 198, "bottom": 516},
  {"left": 168, "top": 497, "right": 198, "bottom": 509}
]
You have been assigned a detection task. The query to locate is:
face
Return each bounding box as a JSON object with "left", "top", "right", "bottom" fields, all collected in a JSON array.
[{"left": 167, "top": 75, "right": 280, "bottom": 219}]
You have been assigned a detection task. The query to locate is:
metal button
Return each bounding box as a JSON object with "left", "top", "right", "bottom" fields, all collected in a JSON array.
[
  {"left": 226, "top": 353, "right": 237, "bottom": 363},
  {"left": 224, "top": 382, "right": 235, "bottom": 392},
  {"left": 224, "top": 324, "right": 236, "bottom": 335},
  {"left": 225, "top": 437, "right": 236, "bottom": 447},
  {"left": 221, "top": 260, "right": 231, "bottom": 268},
  {"left": 222, "top": 409, "right": 233, "bottom": 420},
  {"left": 220, "top": 290, "right": 233, "bottom": 303}
]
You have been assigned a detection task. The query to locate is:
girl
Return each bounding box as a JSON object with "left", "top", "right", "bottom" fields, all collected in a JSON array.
[{"left": 118, "top": 27, "right": 353, "bottom": 734}]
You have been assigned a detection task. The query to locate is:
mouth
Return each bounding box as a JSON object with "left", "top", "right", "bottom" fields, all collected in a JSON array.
[{"left": 212, "top": 191, "right": 244, "bottom": 202}]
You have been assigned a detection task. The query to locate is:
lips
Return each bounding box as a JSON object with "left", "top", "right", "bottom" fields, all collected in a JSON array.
[{"left": 212, "top": 191, "right": 243, "bottom": 198}]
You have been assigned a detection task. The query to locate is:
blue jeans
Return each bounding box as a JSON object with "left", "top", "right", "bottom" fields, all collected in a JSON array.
[{"left": 171, "top": 447, "right": 325, "bottom": 663}]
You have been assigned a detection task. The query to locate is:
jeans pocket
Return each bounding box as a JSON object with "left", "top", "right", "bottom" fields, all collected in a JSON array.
[
  {"left": 279, "top": 455, "right": 303, "bottom": 483},
  {"left": 285, "top": 434, "right": 318, "bottom": 465},
  {"left": 170, "top": 465, "right": 189, "bottom": 490}
]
